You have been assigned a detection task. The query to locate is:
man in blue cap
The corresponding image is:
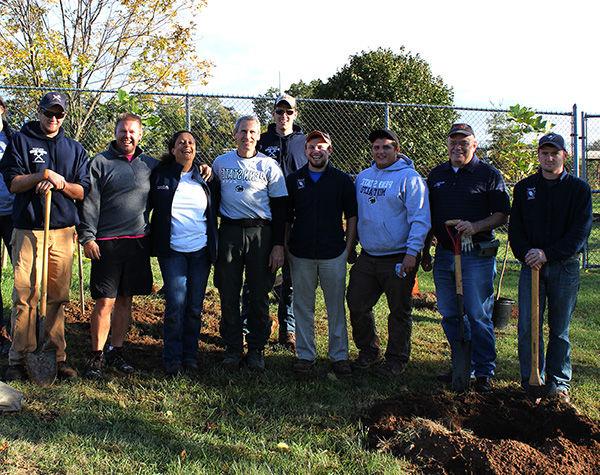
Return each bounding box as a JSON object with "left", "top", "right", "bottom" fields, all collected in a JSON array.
[{"left": 509, "top": 132, "right": 592, "bottom": 403}]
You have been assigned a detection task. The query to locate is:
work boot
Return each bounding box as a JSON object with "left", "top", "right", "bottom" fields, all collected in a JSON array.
[
  {"left": 57, "top": 362, "right": 79, "bottom": 380},
  {"left": 4, "top": 364, "right": 28, "bottom": 382},
  {"left": 293, "top": 358, "right": 315, "bottom": 376},
  {"left": 374, "top": 360, "right": 406, "bottom": 378},
  {"left": 246, "top": 349, "right": 265, "bottom": 372},
  {"left": 331, "top": 359, "right": 352, "bottom": 378},
  {"left": 351, "top": 352, "right": 381, "bottom": 370},
  {"left": 84, "top": 352, "right": 105, "bottom": 380},
  {"left": 105, "top": 347, "right": 135, "bottom": 375}
]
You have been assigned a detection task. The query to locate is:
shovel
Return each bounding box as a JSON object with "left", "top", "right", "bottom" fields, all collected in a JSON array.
[
  {"left": 527, "top": 267, "right": 552, "bottom": 399},
  {"left": 25, "top": 187, "right": 57, "bottom": 386},
  {"left": 445, "top": 219, "right": 472, "bottom": 393}
]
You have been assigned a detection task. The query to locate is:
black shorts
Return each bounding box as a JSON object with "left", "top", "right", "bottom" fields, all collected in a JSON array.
[{"left": 89, "top": 237, "right": 153, "bottom": 299}]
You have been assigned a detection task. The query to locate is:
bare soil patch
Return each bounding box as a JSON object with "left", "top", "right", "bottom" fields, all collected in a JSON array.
[{"left": 366, "top": 389, "right": 599, "bottom": 474}]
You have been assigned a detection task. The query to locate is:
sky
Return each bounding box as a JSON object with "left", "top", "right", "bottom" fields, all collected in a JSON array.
[{"left": 193, "top": 0, "right": 599, "bottom": 113}]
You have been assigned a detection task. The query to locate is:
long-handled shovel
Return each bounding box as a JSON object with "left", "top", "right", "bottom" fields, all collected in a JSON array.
[
  {"left": 527, "top": 267, "right": 551, "bottom": 399},
  {"left": 77, "top": 241, "right": 85, "bottom": 315},
  {"left": 25, "top": 187, "right": 57, "bottom": 386},
  {"left": 445, "top": 219, "right": 472, "bottom": 393}
]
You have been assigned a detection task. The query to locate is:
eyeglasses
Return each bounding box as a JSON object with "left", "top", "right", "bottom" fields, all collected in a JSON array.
[
  {"left": 41, "top": 109, "right": 66, "bottom": 119},
  {"left": 275, "top": 109, "right": 295, "bottom": 116}
]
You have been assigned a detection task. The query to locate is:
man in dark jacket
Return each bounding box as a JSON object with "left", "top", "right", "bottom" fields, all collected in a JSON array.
[
  {"left": 509, "top": 132, "right": 592, "bottom": 404},
  {"left": 253, "top": 93, "right": 307, "bottom": 350},
  {"left": 0, "top": 96, "right": 15, "bottom": 354},
  {"left": 77, "top": 113, "right": 158, "bottom": 379},
  {"left": 0, "top": 92, "right": 90, "bottom": 381}
]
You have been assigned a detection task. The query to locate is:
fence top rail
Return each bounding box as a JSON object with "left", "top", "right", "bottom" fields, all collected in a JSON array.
[
  {"left": 0, "top": 84, "right": 574, "bottom": 116},
  {"left": 584, "top": 114, "right": 600, "bottom": 119}
]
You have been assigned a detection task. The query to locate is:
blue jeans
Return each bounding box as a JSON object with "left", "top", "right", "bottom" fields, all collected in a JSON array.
[
  {"left": 158, "top": 248, "right": 210, "bottom": 368},
  {"left": 517, "top": 257, "right": 580, "bottom": 391},
  {"left": 433, "top": 247, "right": 496, "bottom": 377}
]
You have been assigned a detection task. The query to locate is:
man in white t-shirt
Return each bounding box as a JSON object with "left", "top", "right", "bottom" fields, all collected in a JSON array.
[{"left": 212, "top": 115, "right": 288, "bottom": 371}]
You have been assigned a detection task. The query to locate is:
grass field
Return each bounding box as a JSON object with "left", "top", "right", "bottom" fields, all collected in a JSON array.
[{"left": 0, "top": 252, "right": 598, "bottom": 474}]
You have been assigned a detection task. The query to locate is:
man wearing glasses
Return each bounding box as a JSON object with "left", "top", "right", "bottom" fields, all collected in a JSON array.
[
  {"left": 0, "top": 92, "right": 90, "bottom": 382},
  {"left": 422, "top": 123, "right": 510, "bottom": 393},
  {"left": 250, "top": 94, "right": 307, "bottom": 351}
]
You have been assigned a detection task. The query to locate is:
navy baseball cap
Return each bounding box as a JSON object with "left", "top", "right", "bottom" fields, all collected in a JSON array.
[
  {"left": 538, "top": 133, "right": 566, "bottom": 151},
  {"left": 448, "top": 123, "right": 475, "bottom": 137},
  {"left": 368, "top": 129, "right": 399, "bottom": 144},
  {"left": 39, "top": 92, "right": 68, "bottom": 111}
]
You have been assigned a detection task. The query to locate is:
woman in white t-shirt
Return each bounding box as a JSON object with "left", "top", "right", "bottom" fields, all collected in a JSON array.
[{"left": 149, "top": 131, "right": 218, "bottom": 376}]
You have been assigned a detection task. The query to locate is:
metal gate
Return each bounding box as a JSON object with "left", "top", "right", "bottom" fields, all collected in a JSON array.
[{"left": 580, "top": 112, "right": 600, "bottom": 268}]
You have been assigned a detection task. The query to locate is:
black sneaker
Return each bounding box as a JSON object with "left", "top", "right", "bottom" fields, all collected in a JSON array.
[
  {"left": 57, "top": 362, "right": 79, "bottom": 380},
  {"left": 4, "top": 364, "right": 28, "bottom": 382},
  {"left": 246, "top": 349, "right": 265, "bottom": 372},
  {"left": 105, "top": 347, "right": 135, "bottom": 375},
  {"left": 351, "top": 352, "right": 381, "bottom": 370},
  {"left": 84, "top": 352, "right": 105, "bottom": 380},
  {"left": 473, "top": 376, "right": 492, "bottom": 393}
]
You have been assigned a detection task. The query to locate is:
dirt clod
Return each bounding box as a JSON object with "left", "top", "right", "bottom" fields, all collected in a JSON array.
[{"left": 366, "top": 390, "right": 599, "bottom": 474}]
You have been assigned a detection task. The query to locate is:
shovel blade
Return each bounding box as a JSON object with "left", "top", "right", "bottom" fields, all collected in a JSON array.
[
  {"left": 25, "top": 349, "right": 57, "bottom": 387},
  {"left": 451, "top": 340, "right": 472, "bottom": 393}
]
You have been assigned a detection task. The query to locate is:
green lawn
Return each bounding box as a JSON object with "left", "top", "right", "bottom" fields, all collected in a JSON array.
[{"left": 0, "top": 253, "right": 598, "bottom": 474}]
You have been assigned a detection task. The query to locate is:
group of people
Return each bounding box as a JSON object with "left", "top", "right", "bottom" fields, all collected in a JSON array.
[{"left": 0, "top": 92, "right": 592, "bottom": 404}]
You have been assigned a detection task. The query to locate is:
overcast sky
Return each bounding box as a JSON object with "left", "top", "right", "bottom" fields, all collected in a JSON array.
[{"left": 193, "top": 0, "right": 597, "bottom": 113}]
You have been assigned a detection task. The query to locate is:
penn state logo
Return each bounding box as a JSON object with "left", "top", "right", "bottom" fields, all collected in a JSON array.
[
  {"left": 369, "top": 196, "right": 376, "bottom": 204},
  {"left": 30, "top": 147, "right": 47, "bottom": 163},
  {"left": 235, "top": 185, "right": 244, "bottom": 192},
  {"left": 263, "top": 145, "right": 280, "bottom": 158},
  {"left": 297, "top": 178, "right": 305, "bottom": 189},
  {"left": 526, "top": 187, "right": 536, "bottom": 200}
]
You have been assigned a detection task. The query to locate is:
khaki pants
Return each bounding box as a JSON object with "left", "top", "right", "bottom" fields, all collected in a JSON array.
[{"left": 9, "top": 227, "right": 75, "bottom": 365}]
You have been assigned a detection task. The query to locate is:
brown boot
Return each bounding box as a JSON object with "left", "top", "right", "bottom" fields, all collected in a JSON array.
[{"left": 57, "top": 362, "right": 79, "bottom": 380}]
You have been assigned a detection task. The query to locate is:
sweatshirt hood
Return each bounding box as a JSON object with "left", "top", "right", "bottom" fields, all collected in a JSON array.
[{"left": 20, "top": 121, "right": 65, "bottom": 142}]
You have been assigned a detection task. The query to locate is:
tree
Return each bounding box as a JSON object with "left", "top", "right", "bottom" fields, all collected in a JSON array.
[
  {"left": 0, "top": 0, "right": 211, "bottom": 139},
  {"left": 286, "top": 48, "right": 456, "bottom": 175}
]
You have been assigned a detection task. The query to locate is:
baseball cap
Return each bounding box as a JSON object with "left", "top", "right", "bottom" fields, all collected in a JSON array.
[
  {"left": 39, "top": 92, "right": 68, "bottom": 111},
  {"left": 538, "top": 132, "right": 567, "bottom": 151},
  {"left": 274, "top": 93, "right": 296, "bottom": 109},
  {"left": 368, "top": 129, "right": 399, "bottom": 144},
  {"left": 448, "top": 123, "right": 474, "bottom": 137},
  {"left": 306, "top": 130, "right": 332, "bottom": 145}
]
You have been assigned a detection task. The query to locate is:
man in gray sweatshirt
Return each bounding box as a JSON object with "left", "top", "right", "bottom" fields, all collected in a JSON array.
[
  {"left": 347, "top": 129, "right": 431, "bottom": 377},
  {"left": 78, "top": 113, "right": 158, "bottom": 379}
]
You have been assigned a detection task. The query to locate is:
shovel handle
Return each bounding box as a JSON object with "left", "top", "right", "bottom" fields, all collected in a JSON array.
[
  {"left": 40, "top": 190, "right": 51, "bottom": 318},
  {"left": 529, "top": 267, "right": 542, "bottom": 386}
]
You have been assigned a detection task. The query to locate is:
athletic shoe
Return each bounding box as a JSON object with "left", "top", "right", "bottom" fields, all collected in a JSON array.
[
  {"left": 246, "top": 349, "right": 265, "bottom": 371},
  {"left": 84, "top": 353, "right": 105, "bottom": 380},
  {"left": 105, "top": 347, "right": 135, "bottom": 375}
]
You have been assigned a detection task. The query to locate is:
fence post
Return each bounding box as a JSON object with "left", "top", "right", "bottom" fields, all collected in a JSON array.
[
  {"left": 580, "top": 110, "right": 588, "bottom": 268},
  {"left": 185, "top": 94, "right": 191, "bottom": 130},
  {"left": 384, "top": 103, "right": 390, "bottom": 129},
  {"left": 572, "top": 104, "right": 578, "bottom": 177}
]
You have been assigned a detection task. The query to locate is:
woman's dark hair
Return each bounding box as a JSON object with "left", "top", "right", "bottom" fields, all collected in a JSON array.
[{"left": 160, "top": 130, "right": 198, "bottom": 164}]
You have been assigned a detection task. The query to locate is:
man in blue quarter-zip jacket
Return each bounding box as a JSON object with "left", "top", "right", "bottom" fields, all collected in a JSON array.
[
  {"left": 347, "top": 129, "right": 431, "bottom": 378},
  {"left": 0, "top": 92, "right": 90, "bottom": 382}
]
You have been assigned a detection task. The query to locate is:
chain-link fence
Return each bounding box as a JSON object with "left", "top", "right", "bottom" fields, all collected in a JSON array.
[
  {"left": 1, "top": 85, "right": 596, "bottom": 265},
  {"left": 579, "top": 113, "right": 600, "bottom": 268}
]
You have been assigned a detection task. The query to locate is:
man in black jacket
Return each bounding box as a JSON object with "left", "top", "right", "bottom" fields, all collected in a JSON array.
[
  {"left": 1, "top": 92, "right": 90, "bottom": 381},
  {"left": 509, "top": 132, "right": 592, "bottom": 404}
]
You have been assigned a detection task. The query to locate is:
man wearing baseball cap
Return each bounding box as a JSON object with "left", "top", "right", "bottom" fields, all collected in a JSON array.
[
  {"left": 509, "top": 132, "right": 592, "bottom": 403},
  {"left": 347, "top": 128, "right": 430, "bottom": 377},
  {"left": 422, "top": 123, "right": 510, "bottom": 392},
  {"left": 0, "top": 92, "right": 90, "bottom": 381},
  {"left": 243, "top": 93, "right": 307, "bottom": 351},
  {"left": 286, "top": 130, "right": 357, "bottom": 376}
]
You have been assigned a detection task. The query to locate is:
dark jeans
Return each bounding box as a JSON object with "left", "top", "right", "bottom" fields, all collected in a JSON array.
[
  {"left": 215, "top": 223, "right": 275, "bottom": 354},
  {"left": 517, "top": 257, "right": 580, "bottom": 390},
  {"left": 346, "top": 252, "right": 418, "bottom": 364},
  {"left": 158, "top": 248, "right": 211, "bottom": 368},
  {"left": 0, "top": 214, "right": 13, "bottom": 325}
]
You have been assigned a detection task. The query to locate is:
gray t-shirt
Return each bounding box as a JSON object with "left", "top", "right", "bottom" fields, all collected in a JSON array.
[
  {"left": 212, "top": 150, "right": 287, "bottom": 220},
  {"left": 0, "top": 130, "right": 14, "bottom": 216}
]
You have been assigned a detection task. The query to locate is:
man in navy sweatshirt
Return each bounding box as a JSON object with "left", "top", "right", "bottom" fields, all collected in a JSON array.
[
  {"left": 509, "top": 133, "right": 592, "bottom": 404},
  {"left": 0, "top": 92, "right": 90, "bottom": 381},
  {"left": 347, "top": 129, "right": 431, "bottom": 377}
]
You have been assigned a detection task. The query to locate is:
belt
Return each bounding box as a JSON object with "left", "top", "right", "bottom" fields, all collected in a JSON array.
[
  {"left": 221, "top": 216, "right": 271, "bottom": 227},
  {"left": 360, "top": 250, "right": 406, "bottom": 260}
]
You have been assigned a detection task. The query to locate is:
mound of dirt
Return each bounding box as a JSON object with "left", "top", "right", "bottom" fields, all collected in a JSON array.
[{"left": 366, "top": 389, "right": 599, "bottom": 474}]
